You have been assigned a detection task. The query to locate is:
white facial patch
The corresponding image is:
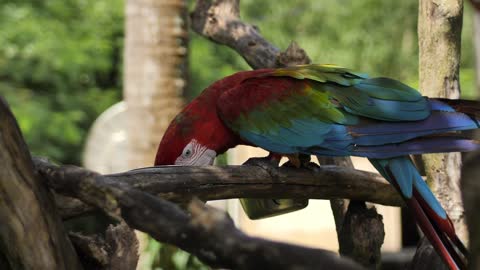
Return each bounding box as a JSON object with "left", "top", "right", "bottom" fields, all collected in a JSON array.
[{"left": 175, "top": 139, "right": 217, "bottom": 166}]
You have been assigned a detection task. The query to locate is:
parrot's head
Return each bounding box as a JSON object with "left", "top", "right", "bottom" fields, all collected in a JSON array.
[
  {"left": 155, "top": 124, "right": 218, "bottom": 166},
  {"left": 154, "top": 90, "right": 240, "bottom": 166}
]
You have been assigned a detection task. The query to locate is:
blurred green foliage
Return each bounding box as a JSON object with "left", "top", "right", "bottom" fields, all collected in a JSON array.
[
  {"left": 0, "top": 0, "right": 123, "bottom": 164},
  {"left": 140, "top": 240, "right": 210, "bottom": 270},
  {"left": 0, "top": 1, "right": 477, "bottom": 269}
]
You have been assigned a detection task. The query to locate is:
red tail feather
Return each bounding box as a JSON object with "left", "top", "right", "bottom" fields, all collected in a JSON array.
[{"left": 408, "top": 189, "right": 468, "bottom": 270}]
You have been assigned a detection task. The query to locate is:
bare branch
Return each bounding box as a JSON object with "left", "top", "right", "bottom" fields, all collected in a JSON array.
[
  {"left": 191, "top": 0, "right": 312, "bottom": 68},
  {"left": 34, "top": 158, "right": 403, "bottom": 219},
  {"left": 191, "top": 0, "right": 278, "bottom": 68},
  {"left": 35, "top": 158, "right": 365, "bottom": 270},
  {"left": 112, "top": 164, "right": 401, "bottom": 205}
]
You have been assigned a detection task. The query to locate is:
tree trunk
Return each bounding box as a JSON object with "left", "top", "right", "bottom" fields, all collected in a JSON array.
[
  {"left": 461, "top": 151, "right": 480, "bottom": 270},
  {"left": 124, "top": 0, "right": 188, "bottom": 168},
  {"left": 124, "top": 1, "right": 189, "bottom": 268},
  {"left": 475, "top": 2, "right": 480, "bottom": 93},
  {"left": 0, "top": 97, "right": 82, "bottom": 270},
  {"left": 417, "top": 0, "right": 466, "bottom": 241}
]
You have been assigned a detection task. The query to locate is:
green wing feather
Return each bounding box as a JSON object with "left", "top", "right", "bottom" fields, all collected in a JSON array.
[
  {"left": 217, "top": 64, "right": 430, "bottom": 154},
  {"left": 262, "top": 64, "right": 428, "bottom": 121}
]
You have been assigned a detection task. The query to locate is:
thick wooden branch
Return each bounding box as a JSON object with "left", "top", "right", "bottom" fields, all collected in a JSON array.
[
  {"left": 35, "top": 158, "right": 403, "bottom": 219},
  {"left": 0, "top": 97, "right": 82, "bottom": 270},
  {"left": 112, "top": 164, "right": 402, "bottom": 205},
  {"left": 36, "top": 159, "right": 365, "bottom": 270}
]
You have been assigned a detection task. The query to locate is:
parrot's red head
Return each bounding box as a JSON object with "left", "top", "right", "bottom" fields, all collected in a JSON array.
[
  {"left": 154, "top": 114, "right": 219, "bottom": 166},
  {"left": 154, "top": 74, "right": 248, "bottom": 166}
]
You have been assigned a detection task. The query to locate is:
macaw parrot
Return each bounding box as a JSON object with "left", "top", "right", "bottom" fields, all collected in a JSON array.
[{"left": 155, "top": 64, "right": 477, "bottom": 270}]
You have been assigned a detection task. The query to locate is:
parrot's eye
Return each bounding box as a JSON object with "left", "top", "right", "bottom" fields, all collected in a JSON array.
[{"left": 183, "top": 148, "right": 192, "bottom": 157}]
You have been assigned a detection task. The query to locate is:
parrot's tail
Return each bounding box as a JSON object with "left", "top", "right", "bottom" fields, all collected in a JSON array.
[
  {"left": 343, "top": 98, "right": 480, "bottom": 159},
  {"left": 369, "top": 157, "right": 468, "bottom": 270}
]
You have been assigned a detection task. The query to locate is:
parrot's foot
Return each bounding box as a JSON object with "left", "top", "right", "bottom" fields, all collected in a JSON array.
[
  {"left": 283, "top": 153, "right": 318, "bottom": 169},
  {"left": 284, "top": 154, "right": 301, "bottom": 168}
]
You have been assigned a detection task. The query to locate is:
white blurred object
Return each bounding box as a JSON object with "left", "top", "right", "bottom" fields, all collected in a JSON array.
[{"left": 83, "top": 102, "right": 129, "bottom": 174}]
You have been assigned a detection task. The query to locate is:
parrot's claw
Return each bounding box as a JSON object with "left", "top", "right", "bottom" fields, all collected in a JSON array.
[{"left": 283, "top": 153, "right": 314, "bottom": 169}]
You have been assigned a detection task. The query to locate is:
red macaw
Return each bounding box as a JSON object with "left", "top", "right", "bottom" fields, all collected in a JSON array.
[{"left": 155, "top": 64, "right": 476, "bottom": 270}]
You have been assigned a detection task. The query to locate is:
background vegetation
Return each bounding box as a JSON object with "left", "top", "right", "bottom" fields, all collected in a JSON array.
[{"left": 0, "top": 1, "right": 476, "bottom": 269}]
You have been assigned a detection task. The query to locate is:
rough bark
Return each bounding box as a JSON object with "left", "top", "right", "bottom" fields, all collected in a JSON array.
[
  {"left": 318, "top": 157, "right": 382, "bottom": 267},
  {"left": 36, "top": 159, "right": 365, "bottom": 270},
  {"left": 70, "top": 223, "right": 139, "bottom": 270},
  {"left": 338, "top": 201, "right": 385, "bottom": 269},
  {"left": 319, "top": 157, "right": 354, "bottom": 235},
  {"left": 191, "top": 0, "right": 280, "bottom": 69},
  {"left": 319, "top": 157, "right": 384, "bottom": 269},
  {"left": 461, "top": 151, "right": 480, "bottom": 270},
  {"left": 35, "top": 158, "right": 403, "bottom": 220},
  {"left": 0, "top": 97, "right": 82, "bottom": 270},
  {"left": 418, "top": 0, "right": 466, "bottom": 240},
  {"left": 410, "top": 238, "right": 449, "bottom": 270},
  {"left": 124, "top": 0, "right": 187, "bottom": 168}
]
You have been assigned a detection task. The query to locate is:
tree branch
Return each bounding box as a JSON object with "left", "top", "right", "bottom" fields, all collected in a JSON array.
[
  {"left": 191, "top": 0, "right": 281, "bottom": 68},
  {"left": 36, "top": 158, "right": 365, "bottom": 270},
  {"left": 113, "top": 164, "right": 401, "bottom": 205},
  {"left": 35, "top": 159, "right": 403, "bottom": 219},
  {"left": 69, "top": 223, "right": 139, "bottom": 270},
  {"left": 190, "top": 0, "right": 311, "bottom": 68}
]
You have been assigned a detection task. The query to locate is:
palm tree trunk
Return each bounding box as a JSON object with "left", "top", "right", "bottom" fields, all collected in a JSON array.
[{"left": 124, "top": 0, "right": 188, "bottom": 169}]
